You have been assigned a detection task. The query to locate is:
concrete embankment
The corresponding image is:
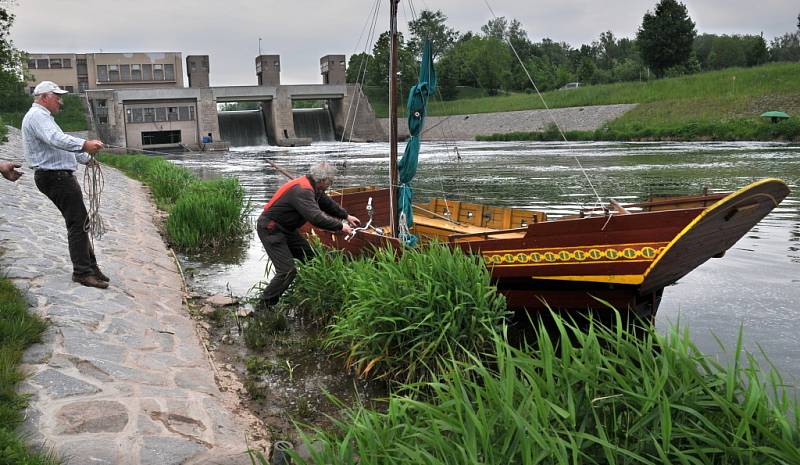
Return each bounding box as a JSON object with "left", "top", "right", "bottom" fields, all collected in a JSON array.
[
  {"left": 380, "top": 103, "right": 637, "bottom": 141},
  {"left": 0, "top": 126, "right": 261, "bottom": 465}
]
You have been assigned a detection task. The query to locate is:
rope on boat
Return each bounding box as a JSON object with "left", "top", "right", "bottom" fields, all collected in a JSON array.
[{"left": 481, "top": 0, "right": 604, "bottom": 209}]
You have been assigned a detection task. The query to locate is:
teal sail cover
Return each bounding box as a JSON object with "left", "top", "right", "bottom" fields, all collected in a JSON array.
[{"left": 397, "top": 40, "right": 437, "bottom": 245}]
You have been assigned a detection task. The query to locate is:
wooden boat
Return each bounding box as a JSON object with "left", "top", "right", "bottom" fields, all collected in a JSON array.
[
  {"left": 308, "top": 179, "right": 789, "bottom": 321},
  {"left": 306, "top": 0, "right": 790, "bottom": 322}
]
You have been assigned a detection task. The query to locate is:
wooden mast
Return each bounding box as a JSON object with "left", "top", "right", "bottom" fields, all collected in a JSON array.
[{"left": 388, "top": 0, "right": 400, "bottom": 237}]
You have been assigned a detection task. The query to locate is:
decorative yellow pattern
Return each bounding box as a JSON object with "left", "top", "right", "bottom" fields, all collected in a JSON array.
[{"left": 483, "top": 243, "right": 667, "bottom": 267}]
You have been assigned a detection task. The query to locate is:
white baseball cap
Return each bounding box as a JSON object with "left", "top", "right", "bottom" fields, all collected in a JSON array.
[{"left": 33, "top": 81, "right": 68, "bottom": 96}]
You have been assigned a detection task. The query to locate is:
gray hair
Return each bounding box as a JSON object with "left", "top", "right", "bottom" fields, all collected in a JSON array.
[{"left": 308, "top": 162, "right": 337, "bottom": 182}]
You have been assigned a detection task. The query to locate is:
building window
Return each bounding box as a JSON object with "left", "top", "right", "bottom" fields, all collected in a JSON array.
[
  {"left": 27, "top": 59, "right": 36, "bottom": 69},
  {"left": 153, "top": 64, "right": 164, "bottom": 80},
  {"left": 155, "top": 107, "right": 167, "bottom": 122},
  {"left": 29, "top": 86, "right": 35, "bottom": 95},
  {"left": 36, "top": 59, "right": 49, "bottom": 69},
  {"left": 62, "top": 58, "right": 72, "bottom": 68},
  {"left": 167, "top": 107, "right": 178, "bottom": 121},
  {"left": 78, "top": 77, "right": 89, "bottom": 93},
  {"left": 143, "top": 64, "right": 152, "bottom": 80},
  {"left": 120, "top": 64, "right": 130, "bottom": 81},
  {"left": 178, "top": 106, "right": 190, "bottom": 121},
  {"left": 63, "top": 86, "right": 74, "bottom": 93},
  {"left": 189, "top": 106, "right": 195, "bottom": 121},
  {"left": 131, "top": 64, "right": 141, "bottom": 80},
  {"left": 50, "top": 59, "right": 62, "bottom": 69},
  {"left": 108, "top": 65, "right": 119, "bottom": 81},
  {"left": 128, "top": 108, "right": 144, "bottom": 123},
  {"left": 96, "top": 65, "right": 108, "bottom": 81},
  {"left": 143, "top": 107, "right": 155, "bottom": 122},
  {"left": 164, "top": 64, "right": 175, "bottom": 81},
  {"left": 142, "top": 130, "right": 181, "bottom": 146},
  {"left": 77, "top": 60, "right": 87, "bottom": 75}
]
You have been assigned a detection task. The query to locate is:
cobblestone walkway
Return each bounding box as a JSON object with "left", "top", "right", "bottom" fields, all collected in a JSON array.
[{"left": 1, "top": 127, "right": 259, "bottom": 465}]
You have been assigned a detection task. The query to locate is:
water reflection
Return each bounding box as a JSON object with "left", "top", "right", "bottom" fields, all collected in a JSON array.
[{"left": 168, "top": 141, "right": 800, "bottom": 389}]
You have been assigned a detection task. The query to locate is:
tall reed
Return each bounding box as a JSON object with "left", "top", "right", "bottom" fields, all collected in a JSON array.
[
  {"left": 98, "top": 154, "right": 249, "bottom": 250},
  {"left": 324, "top": 244, "right": 509, "bottom": 383},
  {"left": 294, "top": 314, "right": 800, "bottom": 464}
]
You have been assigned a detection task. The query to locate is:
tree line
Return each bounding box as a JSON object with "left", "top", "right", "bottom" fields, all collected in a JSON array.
[{"left": 347, "top": 0, "right": 800, "bottom": 99}]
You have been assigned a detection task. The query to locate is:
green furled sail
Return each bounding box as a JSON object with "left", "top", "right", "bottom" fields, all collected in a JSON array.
[{"left": 397, "top": 40, "right": 437, "bottom": 246}]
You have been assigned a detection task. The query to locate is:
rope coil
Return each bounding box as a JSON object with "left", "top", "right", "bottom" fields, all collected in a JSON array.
[{"left": 83, "top": 156, "right": 106, "bottom": 241}]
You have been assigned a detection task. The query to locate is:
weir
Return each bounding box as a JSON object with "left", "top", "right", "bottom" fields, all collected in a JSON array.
[
  {"left": 85, "top": 53, "right": 386, "bottom": 151},
  {"left": 218, "top": 110, "right": 270, "bottom": 147}
]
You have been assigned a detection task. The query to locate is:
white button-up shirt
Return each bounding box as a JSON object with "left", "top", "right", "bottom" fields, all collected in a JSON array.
[{"left": 22, "top": 103, "right": 90, "bottom": 171}]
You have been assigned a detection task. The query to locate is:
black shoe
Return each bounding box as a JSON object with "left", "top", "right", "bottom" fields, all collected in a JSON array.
[
  {"left": 92, "top": 265, "right": 110, "bottom": 282},
  {"left": 72, "top": 273, "right": 109, "bottom": 289}
]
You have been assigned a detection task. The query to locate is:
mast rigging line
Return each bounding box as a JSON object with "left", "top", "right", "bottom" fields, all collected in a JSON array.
[{"left": 481, "top": 0, "right": 603, "bottom": 208}]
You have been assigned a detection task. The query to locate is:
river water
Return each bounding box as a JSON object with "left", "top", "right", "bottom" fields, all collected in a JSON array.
[{"left": 167, "top": 140, "right": 800, "bottom": 388}]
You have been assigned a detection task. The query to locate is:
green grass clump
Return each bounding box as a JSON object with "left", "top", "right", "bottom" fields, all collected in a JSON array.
[
  {"left": 0, "top": 116, "right": 7, "bottom": 142},
  {"left": 0, "top": 276, "right": 58, "bottom": 465},
  {"left": 282, "top": 241, "right": 363, "bottom": 326},
  {"left": 324, "top": 244, "right": 509, "bottom": 383},
  {"left": 165, "top": 178, "right": 248, "bottom": 250},
  {"left": 295, "top": 315, "right": 800, "bottom": 465},
  {"left": 97, "top": 153, "right": 248, "bottom": 250}
]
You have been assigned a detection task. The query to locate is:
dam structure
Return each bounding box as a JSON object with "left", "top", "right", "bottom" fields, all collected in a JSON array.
[{"left": 81, "top": 54, "right": 384, "bottom": 151}]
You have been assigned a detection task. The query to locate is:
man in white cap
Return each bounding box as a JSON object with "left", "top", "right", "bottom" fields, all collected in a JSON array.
[{"left": 22, "top": 81, "right": 109, "bottom": 289}]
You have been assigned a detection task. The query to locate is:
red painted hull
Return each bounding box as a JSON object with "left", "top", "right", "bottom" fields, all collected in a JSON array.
[{"left": 310, "top": 179, "right": 789, "bottom": 320}]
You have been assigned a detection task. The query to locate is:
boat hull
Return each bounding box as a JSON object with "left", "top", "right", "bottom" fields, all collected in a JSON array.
[{"left": 311, "top": 179, "right": 789, "bottom": 320}]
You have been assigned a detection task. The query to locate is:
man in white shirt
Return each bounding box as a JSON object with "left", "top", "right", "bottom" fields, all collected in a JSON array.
[{"left": 22, "top": 81, "right": 108, "bottom": 289}]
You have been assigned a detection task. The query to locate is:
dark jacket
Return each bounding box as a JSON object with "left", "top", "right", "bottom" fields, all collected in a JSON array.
[{"left": 259, "top": 175, "right": 347, "bottom": 232}]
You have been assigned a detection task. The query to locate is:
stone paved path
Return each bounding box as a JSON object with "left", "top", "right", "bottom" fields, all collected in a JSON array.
[{"left": 1, "top": 127, "right": 260, "bottom": 465}]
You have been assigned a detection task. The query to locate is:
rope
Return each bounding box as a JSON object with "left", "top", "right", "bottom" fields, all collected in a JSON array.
[
  {"left": 481, "top": 0, "right": 603, "bottom": 209},
  {"left": 83, "top": 156, "right": 107, "bottom": 241}
]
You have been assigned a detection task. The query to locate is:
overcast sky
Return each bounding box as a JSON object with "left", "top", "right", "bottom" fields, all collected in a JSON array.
[{"left": 7, "top": 0, "right": 798, "bottom": 86}]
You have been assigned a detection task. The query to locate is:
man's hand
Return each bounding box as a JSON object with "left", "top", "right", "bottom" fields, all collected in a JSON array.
[
  {"left": 341, "top": 222, "right": 354, "bottom": 235},
  {"left": 346, "top": 215, "right": 361, "bottom": 227},
  {"left": 86, "top": 158, "right": 100, "bottom": 168},
  {"left": 0, "top": 161, "right": 23, "bottom": 182},
  {"left": 82, "top": 140, "right": 105, "bottom": 155}
]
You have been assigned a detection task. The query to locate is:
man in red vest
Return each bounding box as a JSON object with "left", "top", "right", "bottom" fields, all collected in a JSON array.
[{"left": 256, "top": 162, "right": 359, "bottom": 309}]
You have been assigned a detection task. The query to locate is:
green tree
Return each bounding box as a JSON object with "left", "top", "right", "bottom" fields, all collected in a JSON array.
[
  {"left": 769, "top": 32, "right": 800, "bottom": 62},
  {"left": 407, "top": 9, "right": 458, "bottom": 59},
  {"left": 346, "top": 52, "right": 371, "bottom": 83},
  {"left": 0, "top": 3, "right": 29, "bottom": 112},
  {"left": 367, "top": 31, "right": 416, "bottom": 114},
  {"left": 636, "top": 0, "right": 696, "bottom": 77}
]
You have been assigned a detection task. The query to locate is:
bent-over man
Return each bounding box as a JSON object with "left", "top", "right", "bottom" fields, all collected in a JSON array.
[
  {"left": 256, "top": 162, "right": 360, "bottom": 309},
  {"left": 22, "top": 81, "right": 108, "bottom": 289}
]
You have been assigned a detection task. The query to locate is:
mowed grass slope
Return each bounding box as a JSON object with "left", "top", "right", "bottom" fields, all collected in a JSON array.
[{"left": 371, "top": 63, "right": 800, "bottom": 140}]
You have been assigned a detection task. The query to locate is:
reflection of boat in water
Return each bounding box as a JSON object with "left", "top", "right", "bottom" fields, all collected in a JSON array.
[{"left": 307, "top": 0, "right": 790, "bottom": 322}]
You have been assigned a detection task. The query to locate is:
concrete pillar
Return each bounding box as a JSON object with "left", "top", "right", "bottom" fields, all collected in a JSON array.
[
  {"left": 329, "top": 84, "right": 386, "bottom": 142},
  {"left": 264, "top": 87, "right": 310, "bottom": 146},
  {"left": 186, "top": 55, "right": 210, "bottom": 88},
  {"left": 320, "top": 55, "right": 346, "bottom": 84},
  {"left": 256, "top": 55, "right": 281, "bottom": 86},
  {"left": 196, "top": 88, "right": 228, "bottom": 150}
]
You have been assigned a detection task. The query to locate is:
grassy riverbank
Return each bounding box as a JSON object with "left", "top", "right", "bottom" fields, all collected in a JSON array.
[
  {"left": 376, "top": 62, "right": 800, "bottom": 141},
  {"left": 0, "top": 95, "right": 88, "bottom": 132},
  {"left": 97, "top": 154, "right": 249, "bottom": 250},
  {"left": 0, "top": 275, "right": 57, "bottom": 465},
  {"left": 244, "top": 243, "right": 800, "bottom": 464}
]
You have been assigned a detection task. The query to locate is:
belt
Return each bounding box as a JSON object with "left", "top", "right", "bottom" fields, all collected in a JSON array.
[{"left": 35, "top": 169, "right": 74, "bottom": 173}]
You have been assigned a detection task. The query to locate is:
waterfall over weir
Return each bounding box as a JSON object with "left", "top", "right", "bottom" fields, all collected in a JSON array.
[
  {"left": 293, "top": 108, "right": 335, "bottom": 142},
  {"left": 218, "top": 110, "right": 269, "bottom": 147}
]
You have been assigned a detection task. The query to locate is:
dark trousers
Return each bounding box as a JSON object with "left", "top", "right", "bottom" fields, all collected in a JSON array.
[
  {"left": 34, "top": 170, "right": 97, "bottom": 276},
  {"left": 256, "top": 217, "right": 314, "bottom": 307}
]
